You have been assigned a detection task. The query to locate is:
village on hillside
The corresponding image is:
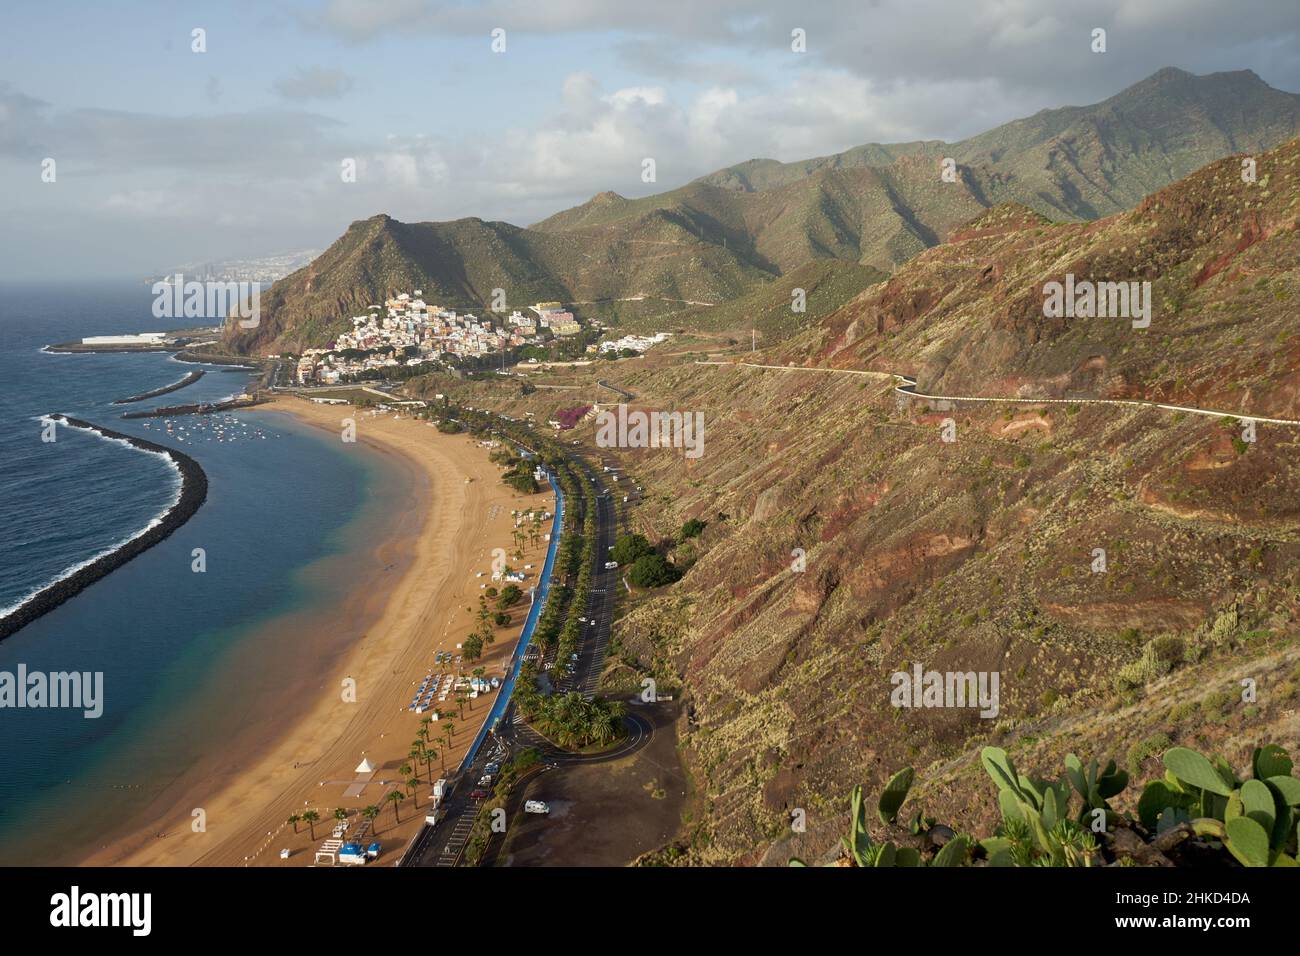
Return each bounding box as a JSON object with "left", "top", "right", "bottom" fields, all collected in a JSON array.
[{"left": 288, "top": 292, "right": 670, "bottom": 385}]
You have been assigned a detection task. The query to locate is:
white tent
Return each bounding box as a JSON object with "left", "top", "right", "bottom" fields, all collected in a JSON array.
[{"left": 355, "top": 757, "right": 376, "bottom": 774}]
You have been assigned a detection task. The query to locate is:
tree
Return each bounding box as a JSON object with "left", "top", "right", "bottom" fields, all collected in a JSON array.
[
  {"left": 629, "top": 552, "right": 682, "bottom": 588},
  {"left": 362, "top": 804, "right": 380, "bottom": 834},
  {"left": 333, "top": 807, "right": 348, "bottom": 824},
  {"left": 463, "top": 634, "right": 484, "bottom": 661},
  {"left": 680, "top": 518, "right": 707, "bottom": 540},
  {"left": 287, "top": 813, "right": 300, "bottom": 833},
  {"left": 387, "top": 791, "right": 405, "bottom": 823},
  {"left": 406, "top": 778, "right": 421, "bottom": 805},
  {"left": 302, "top": 809, "right": 320, "bottom": 840},
  {"left": 611, "top": 533, "right": 654, "bottom": 566}
]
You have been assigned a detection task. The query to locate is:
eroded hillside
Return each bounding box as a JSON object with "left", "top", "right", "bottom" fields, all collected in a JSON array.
[{"left": 400, "top": 136, "right": 1300, "bottom": 866}]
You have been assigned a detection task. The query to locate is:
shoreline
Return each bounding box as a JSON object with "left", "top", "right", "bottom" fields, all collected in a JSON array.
[
  {"left": 0, "top": 416, "right": 208, "bottom": 642},
  {"left": 80, "top": 396, "right": 554, "bottom": 866}
]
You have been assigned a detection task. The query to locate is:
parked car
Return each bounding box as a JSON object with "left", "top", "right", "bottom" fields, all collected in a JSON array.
[
  {"left": 478, "top": 773, "right": 494, "bottom": 787},
  {"left": 524, "top": 801, "right": 550, "bottom": 814},
  {"left": 604, "top": 561, "right": 618, "bottom": 570},
  {"left": 470, "top": 788, "right": 490, "bottom": 800}
]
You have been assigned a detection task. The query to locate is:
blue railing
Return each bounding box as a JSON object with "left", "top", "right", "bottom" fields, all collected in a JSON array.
[{"left": 454, "top": 472, "right": 564, "bottom": 775}]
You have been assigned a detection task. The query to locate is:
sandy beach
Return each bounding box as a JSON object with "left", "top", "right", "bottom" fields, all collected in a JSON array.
[{"left": 81, "top": 396, "right": 554, "bottom": 866}]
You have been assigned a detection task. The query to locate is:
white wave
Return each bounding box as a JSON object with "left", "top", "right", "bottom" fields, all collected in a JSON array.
[{"left": 0, "top": 418, "right": 186, "bottom": 621}]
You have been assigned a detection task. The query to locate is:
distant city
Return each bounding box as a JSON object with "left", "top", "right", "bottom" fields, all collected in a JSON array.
[{"left": 149, "top": 250, "right": 321, "bottom": 286}]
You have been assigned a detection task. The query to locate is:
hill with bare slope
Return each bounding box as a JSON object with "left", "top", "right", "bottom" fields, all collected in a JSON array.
[
  {"left": 225, "top": 68, "right": 1300, "bottom": 355},
  {"left": 398, "top": 136, "right": 1300, "bottom": 866}
]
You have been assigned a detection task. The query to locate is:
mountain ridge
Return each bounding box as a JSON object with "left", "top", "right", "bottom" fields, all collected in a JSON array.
[{"left": 225, "top": 67, "right": 1300, "bottom": 354}]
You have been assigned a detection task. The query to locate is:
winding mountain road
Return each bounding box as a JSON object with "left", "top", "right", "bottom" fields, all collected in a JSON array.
[{"left": 694, "top": 360, "right": 1300, "bottom": 427}]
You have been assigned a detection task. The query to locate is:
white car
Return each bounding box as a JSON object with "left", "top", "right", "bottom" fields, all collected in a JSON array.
[{"left": 524, "top": 801, "right": 550, "bottom": 814}]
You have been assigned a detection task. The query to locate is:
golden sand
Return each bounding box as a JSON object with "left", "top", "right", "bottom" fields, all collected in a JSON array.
[{"left": 83, "top": 396, "right": 553, "bottom": 866}]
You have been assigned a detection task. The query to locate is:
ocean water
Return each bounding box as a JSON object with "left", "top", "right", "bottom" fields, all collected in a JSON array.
[{"left": 0, "top": 280, "right": 394, "bottom": 863}]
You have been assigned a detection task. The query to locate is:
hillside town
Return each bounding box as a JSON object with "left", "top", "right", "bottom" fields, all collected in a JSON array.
[
  {"left": 290, "top": 291, "right": 668, "bottom": 385},
  {"left": 293, "top": 294, "right": 583, "bottom": 384}
]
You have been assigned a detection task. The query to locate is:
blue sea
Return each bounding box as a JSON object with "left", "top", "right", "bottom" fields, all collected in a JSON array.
[{"left": 0, "top": 280, "right": 402, "bottom": 864}]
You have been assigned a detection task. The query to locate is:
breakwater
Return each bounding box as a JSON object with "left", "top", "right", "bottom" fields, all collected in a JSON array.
[
  {"left": 172, "top": 350, "right": 260, "bottom": 368},
  {"left": 120, "top": 396, "right": 261, "bottom": 420},
  {"left": 0, "top": 417, "right": 209, "bottom": 641},
  {"left": 112, "top": 370, "right": 206, "bottom": 405}
]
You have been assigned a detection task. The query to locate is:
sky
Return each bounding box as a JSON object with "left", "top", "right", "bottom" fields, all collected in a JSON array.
[{"left": 1, "top": 0, "right": 1298, "bottom": 280}]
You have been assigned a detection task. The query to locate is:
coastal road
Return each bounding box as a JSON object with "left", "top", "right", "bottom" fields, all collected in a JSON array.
[
  {"left": 554, "top": 454, "right": 619, "bottom": 698},
  {"left": 403, "top": 734, "right": 509, "bottom": 868},
  {"left": 505, "top": 708, "right": 652, "bottom": 764},
  {"left": 695, "top": 360, "right": 1300, "bottom": 427},
  {"left": 403, "top": 436, "right": 623, "bottom": 866}
]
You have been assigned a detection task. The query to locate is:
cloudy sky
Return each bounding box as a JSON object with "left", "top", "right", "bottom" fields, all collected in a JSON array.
[{"left": 1, "top": 0, "right": 1298, "bottom": 279}]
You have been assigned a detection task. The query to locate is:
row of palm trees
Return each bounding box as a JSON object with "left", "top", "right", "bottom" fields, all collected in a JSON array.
[
  {"left": 287, "top": 798, "right": 398, "bottom": 841},
  {"left": 285, "top": 711, "right": 467, "bottom": 841}
]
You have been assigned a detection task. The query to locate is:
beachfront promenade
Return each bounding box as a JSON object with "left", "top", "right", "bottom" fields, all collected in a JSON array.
[
  {"left": 401, "top": 469, "right": 565, "bottom": 866},
  {"left": 459, "top": 472, "right": 565, "bottom": 773}
]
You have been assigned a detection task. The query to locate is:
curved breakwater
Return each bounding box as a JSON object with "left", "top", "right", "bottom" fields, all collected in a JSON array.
[
  {"left": 112, "top": 369, "right": 205, "bottom": 404},
  {"left": 0, "top": 416, "right": 209, "bottom": 641}
]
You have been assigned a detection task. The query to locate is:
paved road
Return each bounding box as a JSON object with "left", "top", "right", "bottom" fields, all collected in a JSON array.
[
  {"left": 506, "top": 708, "right": 653, "bottom": 765},
  {"left": 404, "top": 734, "right": 510, "bottom": 867},
  {"left": 552, "top": 454, "right": 619, "bottom": 697},
  {"left": 403, "top": 439, "right": 625, "bottom": 866},
  {"left": 696, "top": 360, "right": 1300, "bottom": 426},
  {"left": 596, "top": 379, "right": 636, "bottom": 402}
]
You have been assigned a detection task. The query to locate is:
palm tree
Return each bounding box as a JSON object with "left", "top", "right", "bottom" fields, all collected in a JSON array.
[
  {"left": 443, "top": 720, "right": 456, "bottom": 749},
  {"left": 406, "top": 778, "right": 421, "bottom": 806},
  {"left": 422, "top": 747, "right": 439, "bottom": 780},
  {"left": 399, "top": 763, "right": 413, "bottom": 782},
  {"left": 455, "top": 694, "right": 467, "bottom": 719},
  {"left": 362, "top": 804, "right": 380, "bottom": 835},
  {"left": 333, "top": 807, "right": 348, "bottom": 825},
  {"left": 302, "top": 809, "right": 320, "bottom": 840},
  {"left": 287, "top": 813, "right": 300, "bottom": 833},
  {"left": 387, "top": 790, "right": 405, "bottom": 823}
]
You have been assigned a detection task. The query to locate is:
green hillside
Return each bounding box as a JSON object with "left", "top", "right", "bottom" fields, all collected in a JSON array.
[{"left": 225, "top": 68, "right": 1300, "bottom": 355}]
